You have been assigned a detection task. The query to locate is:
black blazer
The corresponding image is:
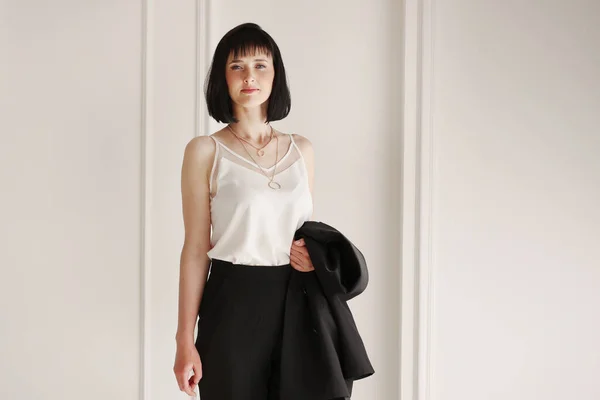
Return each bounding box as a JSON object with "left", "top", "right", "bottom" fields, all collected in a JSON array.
[{"left": 276, "top": 220, "right": 374, "bottom": 400}]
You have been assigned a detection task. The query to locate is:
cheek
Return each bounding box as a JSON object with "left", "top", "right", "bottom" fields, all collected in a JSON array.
[
  {"left": 225, "top": 75, "right": 243, "bottom": 98},
  {"left": 225, "top": 73, "right": 235, "bottom": 86},
  {"left": 260, "top": 74, "right": 275, "bottom": 94},
  {"left": 226, "top": 70, "right": 244, "bottom": 83}
]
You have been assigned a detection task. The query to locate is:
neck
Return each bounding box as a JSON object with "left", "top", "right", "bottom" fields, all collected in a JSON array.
[{"left": 229, "top": 103, "right": 272, "bottom": 142}]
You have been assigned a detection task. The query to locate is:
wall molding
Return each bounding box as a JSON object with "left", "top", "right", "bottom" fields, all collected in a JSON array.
[
  {"left": 418, "top": 0, "right": 434, "bottom": 397},
  {"left": 400, "top": 0, "right": 434, "bottom": 398},
  {"left": 196, "top": 0, "right": 211, "bottom": 138},
  {"left": 140, "top": 0, "right": 152, "bottom": 399},
  {"left": 142, "top": 2, "right": 210, "bottom": 399}
]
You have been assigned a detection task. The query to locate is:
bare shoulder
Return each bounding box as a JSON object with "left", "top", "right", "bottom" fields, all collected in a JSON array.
[
  {"left": 182, "top": 135, "right": 218, "bottom": 179},
  {"left": 185, "top": 135, "right": 216, "bottom": 155},
  {"left": 291, "top": 133, "right": 314, "bottom": 159}
]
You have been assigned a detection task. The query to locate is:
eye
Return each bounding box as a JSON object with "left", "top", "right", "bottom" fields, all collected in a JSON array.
[
  {"left": 256, "top": 64, "right": 267, "bottom": 69},
  {"left": 231, "top": 65, "right": 242, "bottom": 70}
]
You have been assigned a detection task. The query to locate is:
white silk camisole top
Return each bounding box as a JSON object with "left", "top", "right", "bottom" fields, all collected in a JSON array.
[{"left": 206, "top": 133, "right": 313, "bottom": 266}]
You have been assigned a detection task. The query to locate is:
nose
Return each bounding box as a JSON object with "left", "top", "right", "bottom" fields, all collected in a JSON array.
[{"left": 243, "top": 70, "right": 255, "bottom": 83}]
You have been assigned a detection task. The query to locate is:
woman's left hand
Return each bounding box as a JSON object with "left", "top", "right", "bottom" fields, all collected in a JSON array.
[{"left": 290, "top": 238, "right": 315, "bottom": 272}]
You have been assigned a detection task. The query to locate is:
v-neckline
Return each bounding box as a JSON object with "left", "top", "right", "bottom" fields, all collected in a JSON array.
[{"left": 213, "top": 134, "right": 294, "bottom": 171}]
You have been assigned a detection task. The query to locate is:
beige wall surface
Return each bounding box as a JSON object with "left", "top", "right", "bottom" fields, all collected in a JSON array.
[
  {"left": 0, "top": 1, "right": 143, "bottom": 399},
  {"left": 419, "top": 1, "right": 600, "bottom": 399}
]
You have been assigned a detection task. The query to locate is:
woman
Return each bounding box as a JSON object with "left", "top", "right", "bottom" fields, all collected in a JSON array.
[{"left": 173, "top": 22, "right": 317, "bottom": 399}]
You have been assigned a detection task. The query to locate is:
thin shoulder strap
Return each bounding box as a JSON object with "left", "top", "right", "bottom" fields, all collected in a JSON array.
[
  {"left": 209, "top": 135, "right": 221, "bottom": 148},
  {"left": 288, "top": 133, "right": 305, "bottom": 161},
  {"left": 288, "top": 133, "right": 297, "bottom": 147}
]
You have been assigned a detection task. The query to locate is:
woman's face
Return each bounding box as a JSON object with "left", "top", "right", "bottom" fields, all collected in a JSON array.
[{"left": 225, "top": 50, "right": 275, "bottom": 110}]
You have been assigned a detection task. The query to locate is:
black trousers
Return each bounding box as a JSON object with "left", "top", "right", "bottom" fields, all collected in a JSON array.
[{"left": 194, "top": 258, "right": 347, "bottom": 400}]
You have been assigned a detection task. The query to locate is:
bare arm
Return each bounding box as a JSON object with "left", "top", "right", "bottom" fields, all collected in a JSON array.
[{"left": 175, "top": 136, "right": 216, "bottom": 346}]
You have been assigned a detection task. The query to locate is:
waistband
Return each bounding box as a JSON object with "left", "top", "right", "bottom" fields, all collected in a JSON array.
[{"left": 209, "top": 258, "right": 293, "bottom": 281}]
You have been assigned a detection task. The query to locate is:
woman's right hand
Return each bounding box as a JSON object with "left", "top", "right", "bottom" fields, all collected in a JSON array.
[{"left": 173, "top": 342, "right": 202, "bottom": 396}]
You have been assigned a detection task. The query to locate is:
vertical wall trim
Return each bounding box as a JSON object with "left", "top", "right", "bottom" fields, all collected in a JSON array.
[
  {"left": 400, "top": 0, "right": 421, "bottom": 398},
  {"left": 196, "top": 0, "right": 210, "bottom": 138},
  {"left": 401, "top": 0, "right": 433, "bottom": 398},
  {"left": 140, "top": 0, "right": 153, "bottom": 399},
  {"left": 418, "top": 0, "right": 434, "bottom": 398}
]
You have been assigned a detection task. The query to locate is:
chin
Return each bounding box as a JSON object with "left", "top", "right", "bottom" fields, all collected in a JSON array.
[{"left": 235, "top": 96, "right": 269, "bottom": 108}]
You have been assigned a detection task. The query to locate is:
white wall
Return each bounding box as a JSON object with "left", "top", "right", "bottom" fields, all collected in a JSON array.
[
  {"left": 147, "top": 2, "right": 199, "bottom": 400},
  {"left": 409, "top": 0, "right": 600, "bottom": 399},
  {"left": 0, "top": 1, "right": 142, "bottom": 399}
]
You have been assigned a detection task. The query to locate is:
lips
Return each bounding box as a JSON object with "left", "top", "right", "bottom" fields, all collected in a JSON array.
[{"left": 241, "top": 88, "right": 259, "bottom": 93}]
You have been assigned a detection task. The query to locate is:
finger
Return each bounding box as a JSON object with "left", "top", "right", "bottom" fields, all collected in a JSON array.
[
  {"left": 291, "top": 250, "right": 305, "bottom": 262},
  {"left": 292, "top": 242, "right": 307, "bottom": 254},
  {"left": 290, "top": 260, "right": 300, "bottom": 271},
  {"left": 290, "top": 252, "right": 302, "bottom": 266},
  {"left": 186, "top": 377, "right": 198, "bottom": 396},
  {"left": 192, "top": 363, "right": 202, "bottom": 384},
  {"left": 179, "top": 367, "right": 197, "bottom": 397},
  {"left": 188, "top": 364, "right": 202, "bottom": 392},
  {"left": 176, "top": 372, "right": 191, "bottom": 394},
  {"left": 294, "top": 261, "right": 307, "bottom": 272},
  {"left": 291, "top": 247, "right": 305, "bottom": 260},
  {"left": 296, "top": 251, "right": 313, "bottom": 270},
  {"left": 184, "top": 386, "right": 196, "bottom": 397},
  {"left": 298, "top": 248, "right": 309, "bottom": 259},
  {"left": 175, "top": 369, "right": 186, "bottom": 388},
  {"left": 293, "top": 248, "right": 309, "bottom": 264},
  {"left": 182, "top": 376, "right": 196, "bottom": 397}
]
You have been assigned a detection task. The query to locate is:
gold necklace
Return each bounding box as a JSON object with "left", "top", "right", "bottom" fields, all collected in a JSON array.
[
  {"left": 226, "top": 124, "right": 273, "bottom": 157},
  {"left": 228, "top": 125, "right": 281, "bottom": 190}
]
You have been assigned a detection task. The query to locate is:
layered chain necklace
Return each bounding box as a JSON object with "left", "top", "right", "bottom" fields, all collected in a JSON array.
[
  {"left": 227, "top": 124, "right": 282, "bottom": 190},
  {"left": 228, "top": 124, "right": 274, "bottom": 157}
]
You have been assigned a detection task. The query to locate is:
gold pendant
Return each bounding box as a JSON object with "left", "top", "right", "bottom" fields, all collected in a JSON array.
[
  {"left": 268, "top": 181, "right": 281, "bottom": 190},
  {"left": 257, "top": 149, "right": 265, "bottom": 157}
]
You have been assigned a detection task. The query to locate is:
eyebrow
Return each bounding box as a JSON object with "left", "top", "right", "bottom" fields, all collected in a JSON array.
[{"left": 229, "top": 58, "right": 269, "bottom": 63}]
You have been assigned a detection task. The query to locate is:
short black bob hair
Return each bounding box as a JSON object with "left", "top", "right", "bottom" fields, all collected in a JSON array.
[{"left": 204, "top": 23, "right": 291, "bottom": 124}]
